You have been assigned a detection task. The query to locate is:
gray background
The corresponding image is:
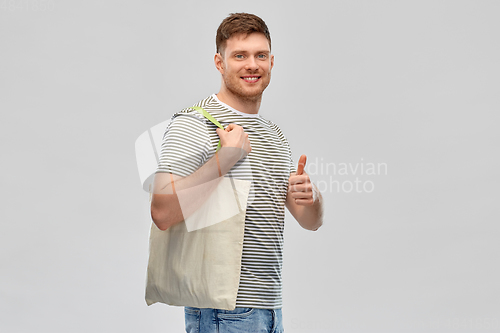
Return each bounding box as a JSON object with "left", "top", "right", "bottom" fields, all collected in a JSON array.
[{"left": 1, "top": 0, "right": 499, "bottom": 332}]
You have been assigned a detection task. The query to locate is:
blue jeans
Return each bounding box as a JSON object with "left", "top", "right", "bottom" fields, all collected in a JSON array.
[{"left": 185, "top": 307, "right": 284, "bottom": 333}]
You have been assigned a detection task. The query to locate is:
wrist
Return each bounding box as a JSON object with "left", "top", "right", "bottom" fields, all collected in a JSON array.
[{"left": 216, "top": 147, "right": 245, "bottom": 174}]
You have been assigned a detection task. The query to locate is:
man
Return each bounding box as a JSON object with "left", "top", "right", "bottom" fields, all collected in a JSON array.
[{"left": 151, "top": 13, "right": 323, "bottom": 333}]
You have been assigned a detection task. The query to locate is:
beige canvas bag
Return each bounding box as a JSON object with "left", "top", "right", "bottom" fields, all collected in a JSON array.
[{"left": 145, "top": 107, "right": 250, "bottom": 310}]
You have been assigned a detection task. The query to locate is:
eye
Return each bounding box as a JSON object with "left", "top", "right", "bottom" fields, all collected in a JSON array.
[
  {"left": 235, "top": 54, "right": 244, "bottom": 59},
  {"left": 257, "top": 54, "right": 267, "bottom": 59}
]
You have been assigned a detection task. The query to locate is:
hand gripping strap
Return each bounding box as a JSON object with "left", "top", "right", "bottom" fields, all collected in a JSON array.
[{"left": 190, "top": 106, "right": 223, "bottom": 152}]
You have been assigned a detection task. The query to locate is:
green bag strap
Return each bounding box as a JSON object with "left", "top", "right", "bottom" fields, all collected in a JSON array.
[
  {"left": 191, "top": 107, "right": 242, "bottom": 203},
  {"left": 190, "top": 106, "right": 223, "bottom": 151}
]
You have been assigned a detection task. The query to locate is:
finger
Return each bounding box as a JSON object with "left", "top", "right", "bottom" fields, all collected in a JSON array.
[
  {"left": 296, "top": 154, "right": 307, "bottom": 175},
  {"left": 294, "top": 198, "right": 314, "bottom": 206},
  {"left": 291, "top": 191, "right": 313, "bottom": 199},
  {"left": 225, "top": 123, "right": 238, "bottom": 132},
  {"left": 289, "top": 183, "right": 311, "bottom": 193},
  {"left": 289, "top": 174, "right": 310, "bottom": 183}
]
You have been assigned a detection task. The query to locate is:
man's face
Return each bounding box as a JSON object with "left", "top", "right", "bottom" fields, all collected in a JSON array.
[{"left": 215, "top": 33, "right": 274, "bottom": 102}]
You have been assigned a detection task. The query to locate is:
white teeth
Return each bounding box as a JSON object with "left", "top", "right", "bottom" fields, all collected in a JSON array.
[{"left": 243, "top": 77, "right": 259, "bottom": 81}]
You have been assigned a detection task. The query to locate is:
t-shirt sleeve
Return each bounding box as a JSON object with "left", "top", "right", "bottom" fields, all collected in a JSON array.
[
  {"left": 155, "top": 113, "right": 211, "bottom": 177},
  {"left": 289, "top": 149, "right": 296, "bottom": 174},
  {"left": 281, "top": 130, "right": 295, "bottom": 174},
  {"left": 269, "top": 120, "right": 296, "bottom": 174}
]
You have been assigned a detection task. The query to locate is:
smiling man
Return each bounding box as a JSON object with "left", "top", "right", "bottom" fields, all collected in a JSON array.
[
  {"left": 151, "top": 13, "right": 323, "bottom": 333},
  {"left": 215, "top": 31, "right": 273, "bottom": 112}
]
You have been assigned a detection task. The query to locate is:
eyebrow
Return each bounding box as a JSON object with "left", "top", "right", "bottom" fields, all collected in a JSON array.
[{"left": 231, "top": 50, "right": 270, "bottom": 55}]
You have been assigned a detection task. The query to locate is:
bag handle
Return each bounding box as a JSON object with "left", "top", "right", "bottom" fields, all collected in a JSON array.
[
  {"left": 190, "top": 106, "right": 243, "bottom": 212},
  {"left": 190, "top": 106, "right": 223, "bottom": 152}
]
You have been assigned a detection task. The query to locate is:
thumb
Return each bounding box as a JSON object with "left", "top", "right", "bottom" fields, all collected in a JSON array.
[{"left": 296, "top": 154, "right": 307, "bottom": 175}]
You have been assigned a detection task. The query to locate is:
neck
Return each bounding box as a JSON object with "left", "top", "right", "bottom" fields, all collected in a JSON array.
[{"left": 216, "top": 88, "right": 262, "bottom": 115}]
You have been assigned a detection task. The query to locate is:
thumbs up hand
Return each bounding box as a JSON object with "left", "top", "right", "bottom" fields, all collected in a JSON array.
[{"left": 288, "top": 154, "right": 315, "bottom": 206}]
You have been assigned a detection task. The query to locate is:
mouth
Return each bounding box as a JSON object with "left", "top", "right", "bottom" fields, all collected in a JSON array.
[{"left": 241, "top": 76, "right": 261, "bottom": 83}]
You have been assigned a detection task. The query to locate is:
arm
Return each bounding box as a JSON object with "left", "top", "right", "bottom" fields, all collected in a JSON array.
[
  {"left": 151, "top": 124, "right": 251, "bottom": 231},
  {"left": 285, "top": 155, "right": 324, "bottom": 231}
]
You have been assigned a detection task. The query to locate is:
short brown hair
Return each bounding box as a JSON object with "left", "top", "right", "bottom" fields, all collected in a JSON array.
[{"left": 216, "top": 13, "right": 271, "bottom": 54}]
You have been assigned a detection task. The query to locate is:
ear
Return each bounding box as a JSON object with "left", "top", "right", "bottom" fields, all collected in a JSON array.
[
  {"left": 214, "top": 53, "right": 225, "bottom": 74},
  {"left": 270, "top": 54, "right": 275, "bottom": 70}
]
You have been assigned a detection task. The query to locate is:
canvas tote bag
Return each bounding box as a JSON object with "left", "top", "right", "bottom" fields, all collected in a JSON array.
[{"left": 145, "top": 107, "right": 251, "bottom": 310}]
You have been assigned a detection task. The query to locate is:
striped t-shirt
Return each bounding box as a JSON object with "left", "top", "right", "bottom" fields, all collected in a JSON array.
[{"left": 156, "top": 94, "right": 294, "bottom": 309}]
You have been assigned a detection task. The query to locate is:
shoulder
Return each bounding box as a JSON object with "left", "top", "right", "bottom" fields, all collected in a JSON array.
[
  {"left": 168, "top": 96, "right": 218, "bottom": 127},
  {"left": 258, "top": 115, "right": 290, "bottom": 144}
]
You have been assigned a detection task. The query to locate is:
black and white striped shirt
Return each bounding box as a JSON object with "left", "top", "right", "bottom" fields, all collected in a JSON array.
[{"left": 156, "top": 94, "right": 294, "bottom": 309}]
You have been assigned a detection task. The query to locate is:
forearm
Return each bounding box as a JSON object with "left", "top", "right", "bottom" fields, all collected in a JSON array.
[{"left": 151, "top": 147, "right": 243, "bottom": 230}]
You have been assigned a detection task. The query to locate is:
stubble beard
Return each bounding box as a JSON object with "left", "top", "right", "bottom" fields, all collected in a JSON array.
[{"left": 222, "top": 72, "right": 271, "bottom": 103}]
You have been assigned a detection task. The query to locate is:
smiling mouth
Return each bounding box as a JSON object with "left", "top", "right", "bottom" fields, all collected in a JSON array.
[{"left": 241, "top": 76, "right": 261, "bottom": 83}]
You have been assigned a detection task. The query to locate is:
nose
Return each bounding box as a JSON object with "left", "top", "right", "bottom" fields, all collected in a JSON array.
[{"left": 245, "top": 57, "right": 259, "bottom": 71}]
